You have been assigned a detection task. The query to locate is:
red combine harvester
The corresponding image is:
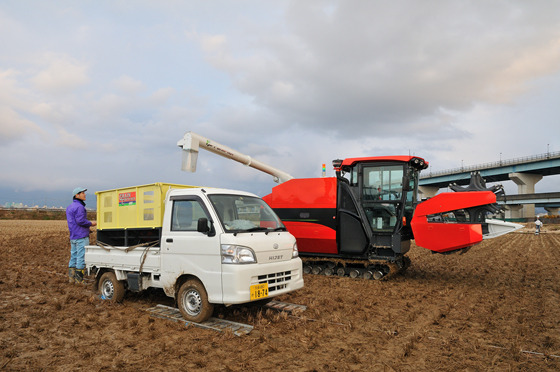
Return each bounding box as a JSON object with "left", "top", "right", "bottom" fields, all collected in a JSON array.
[{"left": 178, "top": 132, "right": 521, "bottom": 279}]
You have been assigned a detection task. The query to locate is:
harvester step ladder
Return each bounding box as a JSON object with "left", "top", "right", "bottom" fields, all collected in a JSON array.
[{"left": 146, "top": 304, "right": 254, "bottom": 336}]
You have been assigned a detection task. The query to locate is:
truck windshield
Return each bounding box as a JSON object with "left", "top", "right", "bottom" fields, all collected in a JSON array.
[{"left": 207, "top": 194, "right": 285, "bottom": 233}]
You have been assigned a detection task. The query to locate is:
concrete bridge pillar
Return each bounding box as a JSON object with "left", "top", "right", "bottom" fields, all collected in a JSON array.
[
  {"left": 504, "top": 204, "right": 523, "bottom": 219},
  {"left": 509, "top": 173, "right": 542, "bottom": 194},
  {"left": 508, "top": 173, "right": 543, "bottom": 218},
  {"left": 418, "top": 186, "right": 440, "bottom": 199},
  {"left": 545, "top": 207, "right": 560, "bottom": 216}
]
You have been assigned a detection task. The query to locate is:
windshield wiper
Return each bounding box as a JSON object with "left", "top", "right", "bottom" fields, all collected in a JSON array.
[
  {"left": 245, "top": 227, "right": 270, "bottom": 232},
  {"left": 231, "top": 226, "right": 286, "bottom": 235}
]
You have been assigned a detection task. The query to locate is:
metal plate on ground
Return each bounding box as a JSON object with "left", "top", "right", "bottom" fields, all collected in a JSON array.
[
  {"left": 264, "top": 300, "right": 307, "bottom": 313},
  {"left": 146, "top": 304, "right": 254, "bottom": 336}
]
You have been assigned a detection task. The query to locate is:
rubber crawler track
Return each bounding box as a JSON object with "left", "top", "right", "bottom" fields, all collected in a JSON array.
[{"left": 301, "top": 256, "right": 411, "bottom": 280}]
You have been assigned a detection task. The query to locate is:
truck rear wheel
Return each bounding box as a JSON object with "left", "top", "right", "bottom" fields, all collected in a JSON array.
[
  {"left": 99, "top": 271, "right": 125, "bottom": 302},
  {"left": 177, "top": 279, "right": 214, "bottom": 323}
]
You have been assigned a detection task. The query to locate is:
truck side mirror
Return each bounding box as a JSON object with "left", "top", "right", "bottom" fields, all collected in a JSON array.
[{"left": 197, "top": 218, "right": 215, "bottom": 236}]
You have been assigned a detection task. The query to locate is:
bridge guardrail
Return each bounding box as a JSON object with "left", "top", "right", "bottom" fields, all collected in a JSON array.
[{"left": 421, "top": 151, "right": 560, "bottom": 179}]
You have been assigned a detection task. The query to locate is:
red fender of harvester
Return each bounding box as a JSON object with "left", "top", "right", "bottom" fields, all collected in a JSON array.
[
  {"left": 263, "top": 178, "right": 339, "bottom": 254},
  {"left": 411, "top": 191, "right": 497, "bottom": 253}
]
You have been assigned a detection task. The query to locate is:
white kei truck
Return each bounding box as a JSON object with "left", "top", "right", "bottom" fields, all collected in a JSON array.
[{"left": 85, "top": 183, "right": 304, "bottom": 322}]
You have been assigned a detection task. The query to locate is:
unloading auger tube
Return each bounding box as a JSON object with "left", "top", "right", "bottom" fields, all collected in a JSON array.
[{"left": 177, "top": 131, "right": 294, "bottom": 184}]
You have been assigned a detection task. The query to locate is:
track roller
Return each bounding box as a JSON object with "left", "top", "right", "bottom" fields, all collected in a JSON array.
[
  {"left": 322, "top": 262, "right": 336, "bottom": 276},
  {"left": 349, "top": 269, "right": 360, "bottom": 278},
  {"left": 311, "top": 265, "right": 323, "bottom": 275}
]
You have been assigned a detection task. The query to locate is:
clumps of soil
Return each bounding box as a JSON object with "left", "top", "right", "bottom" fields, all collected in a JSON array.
[{"left": 1, "top": 221, "right": 559, "bottom": 370}]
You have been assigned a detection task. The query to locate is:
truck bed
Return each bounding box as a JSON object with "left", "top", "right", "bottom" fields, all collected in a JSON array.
[{"left": 85, "top": 244, "right": 161, "bottom": 273}]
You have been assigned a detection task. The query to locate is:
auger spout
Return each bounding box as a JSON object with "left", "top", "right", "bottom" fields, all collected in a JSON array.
[{"left": 177, "top": 131, "right": 294, "bottom": 184}]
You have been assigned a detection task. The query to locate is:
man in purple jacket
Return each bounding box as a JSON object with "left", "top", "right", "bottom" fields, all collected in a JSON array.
[{"left": 66, "top": 187, "right": 97, "bottom": 284}]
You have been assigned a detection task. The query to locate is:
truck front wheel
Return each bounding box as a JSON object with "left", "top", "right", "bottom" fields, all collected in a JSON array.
[
  {"left": 177, "top": 279, "right": 214, "bottom": 323},
  {"left": 98, "top": 271, "right": 125, "bottom": 302}
]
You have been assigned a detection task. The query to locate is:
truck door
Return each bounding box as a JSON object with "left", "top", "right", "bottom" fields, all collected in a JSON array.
[{"left": 161, "top": 196, "right": 222, "bottom": 303}]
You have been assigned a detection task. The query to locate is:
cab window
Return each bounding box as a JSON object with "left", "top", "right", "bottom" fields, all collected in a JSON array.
[
  {"left": 171, "top": 200, "right": 209, "bottom": 231},
  {"left": 362, "top": 165, "right": 404, "bottom": 201}
]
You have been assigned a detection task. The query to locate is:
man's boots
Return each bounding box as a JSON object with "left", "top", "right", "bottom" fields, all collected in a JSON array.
[
  {"left": 68, "top": 267, "right": 76, "bottom": 283},
  {"left": 75, "top": 268, "right": 85, "bottom": 284}
]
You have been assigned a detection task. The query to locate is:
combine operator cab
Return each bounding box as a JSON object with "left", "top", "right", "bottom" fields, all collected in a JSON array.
[{"left": 333, "top": 156, "right": 427, "bottom": 261}]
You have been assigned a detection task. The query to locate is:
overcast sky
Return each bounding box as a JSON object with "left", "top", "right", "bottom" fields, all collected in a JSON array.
[{"left": 1, "top": 0, "right": 559, "bottom": 207}]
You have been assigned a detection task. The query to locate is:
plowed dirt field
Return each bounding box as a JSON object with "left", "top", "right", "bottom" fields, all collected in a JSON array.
[{"left": 1, "top": 220, "right": 559, "bottom": 371}]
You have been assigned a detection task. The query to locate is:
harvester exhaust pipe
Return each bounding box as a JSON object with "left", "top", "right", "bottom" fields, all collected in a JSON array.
[{"left": 177, "top": 131, "right": 294, "bottom": 184}]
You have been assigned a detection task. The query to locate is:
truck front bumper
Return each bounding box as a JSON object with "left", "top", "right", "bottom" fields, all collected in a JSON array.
[{"left": 220, "top": 258, "right": 304, "bottom": 304}]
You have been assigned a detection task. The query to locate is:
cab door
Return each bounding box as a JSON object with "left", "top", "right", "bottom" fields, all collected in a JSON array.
[
  {"left": 160, "top": 196, "right": 223, "bottom": 303},
  {"left": 337, "top": 181, "right": 368, "bottom": 254}
]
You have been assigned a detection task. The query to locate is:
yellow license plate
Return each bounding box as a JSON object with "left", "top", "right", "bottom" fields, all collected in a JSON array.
[{"left": 250, "top": 283, "right": 269, "bottom": 300}]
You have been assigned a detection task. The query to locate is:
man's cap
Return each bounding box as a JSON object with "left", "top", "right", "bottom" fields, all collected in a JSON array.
[{"left": 72, "top": 187, "right": 87, "bottom": 196}]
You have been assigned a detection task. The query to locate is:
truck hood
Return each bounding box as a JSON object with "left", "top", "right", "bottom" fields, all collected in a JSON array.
[{"left": 220, "top": 231, "right": 296, "bottom": 264}]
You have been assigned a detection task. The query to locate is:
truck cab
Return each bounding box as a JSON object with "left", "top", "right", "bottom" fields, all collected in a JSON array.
[{"left": 86, "top": 185, "right": 304, "bottom": 322}]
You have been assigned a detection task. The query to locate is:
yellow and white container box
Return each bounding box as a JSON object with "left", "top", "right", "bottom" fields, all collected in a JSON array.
[{"left": 96, "top": 183, "right": 197, "bottom": 230}]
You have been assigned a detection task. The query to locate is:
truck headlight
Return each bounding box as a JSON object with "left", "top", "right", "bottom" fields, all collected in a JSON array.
[
  {"left": 292, "top": 242, "right": 299, "bottom": 258},
  {"left": 221, "top": 245, "right": 257, "bottom": 264}
]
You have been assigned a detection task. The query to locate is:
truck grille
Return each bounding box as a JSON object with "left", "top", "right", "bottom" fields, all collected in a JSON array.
[{"left": 257, "top": 271, "right": 292, "bottom": 292}]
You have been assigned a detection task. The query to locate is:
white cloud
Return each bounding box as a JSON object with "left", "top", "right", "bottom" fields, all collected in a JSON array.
[
  {"left": 95, "top": 93, "right": 132, "bottom": 117},
  {"left": 0, "top": 69, "right": 24, "bottom": 105},
  {"left": 112, "top": 75, "right": 146, "bottom": 94},
  {"left": 149, "top": 87, "right": 176, "bottom": 105},
  {"left": 200, "top": 34, "right": 227, "bottom": 53},
  {"left": 55, "top": 127, "right": 89, "bottom": 149},
  {"left": 0, "top": 106, "right": 44, "bottom": 145},
  {"left": 30, "top": 54, "right": 89, "bottom": 94},
  {"left": 483, "top": 38, "right": 560, "bottom": 102},
  {"left": 194, "top": 1, "right": 560, "bottom": 139}
]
